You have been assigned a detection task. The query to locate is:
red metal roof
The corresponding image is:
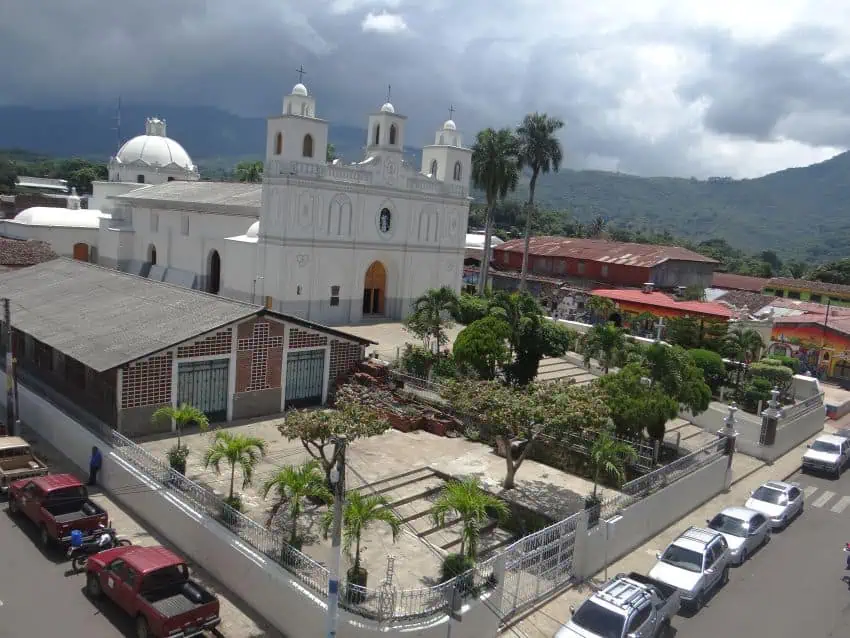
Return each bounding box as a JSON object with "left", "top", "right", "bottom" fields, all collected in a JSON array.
[
  {"left": 32, "top": 473, "right": 84, "bottom": 491},
  {"left": 108, "top": 545, "right": 185, "bottom": 575},
  {"left": 711, "top": 272, "right": 769, "bottom": 292},
  {"left": 592, "top": 288, "right": 734, "bottom": 318},
  {"left": 493, "top": 236, "right": 718, "bottom": 267}
]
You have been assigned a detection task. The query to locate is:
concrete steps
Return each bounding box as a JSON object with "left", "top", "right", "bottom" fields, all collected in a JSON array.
[
  {"left": 666, "top": 418, "right": 720, "bottom": 451},
  {"left": 535, "top": 357, "right": 598, "bottom": 385}
]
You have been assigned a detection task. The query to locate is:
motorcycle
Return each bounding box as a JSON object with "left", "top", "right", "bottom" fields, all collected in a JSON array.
[{"left": 67, "top": 526, "right": 132, "bottom": 572}]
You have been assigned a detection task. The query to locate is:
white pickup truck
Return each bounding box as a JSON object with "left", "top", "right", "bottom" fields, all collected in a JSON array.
[
  {"left": 557, "top": 572, "right": 680, "bottom": 638},
  {"left": 0, "top": 436, "right": 48, "bottom": 494}
]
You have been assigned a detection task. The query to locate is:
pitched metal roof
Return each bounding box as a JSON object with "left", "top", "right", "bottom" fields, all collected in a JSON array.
[
  {"left": 591, "top": 288, "right": 734, "bottom": 318},
  {"left": 711, "top": 272, "right": 769, "bottom": 293},
  {"left": 767, "top": 277, "right": 850, "bottom": 298},
  {"left": 0, "top": 259, "right": 260, "bottom": 372},
  {"left": 112, "top": 180, "right": 261, "bottom": 214},
  {"left": 494, "top": 236, "right": 718, "bottom": 267}
]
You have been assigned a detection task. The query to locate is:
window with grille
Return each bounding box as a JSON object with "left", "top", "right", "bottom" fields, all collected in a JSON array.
[{"left": 330, "top": 285, "right": 340, "bottom": 307}]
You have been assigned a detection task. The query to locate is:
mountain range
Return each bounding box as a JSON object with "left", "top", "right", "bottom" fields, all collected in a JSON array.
[{"left": 1, "top": 104, "right": 847, "bottom": 262}]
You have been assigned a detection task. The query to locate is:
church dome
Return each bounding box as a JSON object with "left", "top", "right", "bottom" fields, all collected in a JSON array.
[
  {"left": 14, "top": 206, "right": 108, "bottom": 229},
  {"left": 443, "top": 119, "right": 457, "bottom": 131},
  {"left": 380, "top": 102, "right": 395, "bottom": 114},
  {"left": 292, "top": 83, "right": 308, "bottom": 97},
  {"left": 114, "top": 118, "right": 195, "bottom": 170}
]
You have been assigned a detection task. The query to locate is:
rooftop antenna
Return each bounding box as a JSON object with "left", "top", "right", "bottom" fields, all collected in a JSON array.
[
  {"left": 295, "top": 64, "right": 307, "bottom": 83},
  {"left": 386, "top": 84, "right": 392, "bottom": 103}
]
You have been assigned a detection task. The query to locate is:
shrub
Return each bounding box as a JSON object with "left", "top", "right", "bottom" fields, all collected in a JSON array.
[
  {"left": 453, "top": 293, "right": 490, "bottom": 325},
  {"left": 439, "top": 553, "right": 475, "bottom": 584},
  {"left": 764, "top": 354, "right": 800, "bottom": 374},
  {"left": 399, "top": 344, "right": 434, "bottom": 377},
  {"left": 688, "top": 348, "right": 727, "bottom": 392},
  {"left": 749, "top": 362, "right": 793, "bottom": 391},
  {"left": 742, "top": 377, "right": 772, "bottom": 412},
  {"left": 453, "top": 316, "right": 511, "bottom": 379},
  {"left": 166, "top": 444, "right": 189, "bottom": 474}
]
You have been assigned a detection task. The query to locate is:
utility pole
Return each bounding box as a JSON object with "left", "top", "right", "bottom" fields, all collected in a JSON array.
[
  {"left": 3, "top": 298, "right": 12, "bottom": 436},
  {"left": 326, "top": 435, "right": 347, "bottom": 638}
]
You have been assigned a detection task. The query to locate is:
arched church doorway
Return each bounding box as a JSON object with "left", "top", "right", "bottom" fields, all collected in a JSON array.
[
  {"left": 72, "top": 243, "right": 90, "bottom": 262},
  {"left": 147, "top": 244, "right": 157, "bottom": 265},
  {"left": 208, "top": 250, "right": 221, "bottom": 295},
  {"left": 363, "top": 261, "right": 386, "bottom": 315}
]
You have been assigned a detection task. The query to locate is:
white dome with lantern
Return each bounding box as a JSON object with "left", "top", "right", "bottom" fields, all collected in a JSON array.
[{"left": 108, "top": 118, "right": 200, "bottom": 185}]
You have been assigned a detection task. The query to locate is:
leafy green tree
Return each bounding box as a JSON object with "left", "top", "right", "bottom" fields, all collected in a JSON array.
[
  {"left": 581, "top": 322, "right": 627, "bottom": 373},
  {"left": 724, "top": 327, "right": 766, "bottom": 394},
  {"left": 598, "top": 364, "right": 679, "bottom": 439},
  {"left": 588, "top": 426, "right": 638, "bottom": 497},
  {"left": 403, "top": 287, "right": 459, "bottom": 353},
  {"left": 151, "top": 403, "right": 210, "bottom": 448},
  {"left": 432, "top": 477, "right": 509, "bottom": 559},
  {"left": 536, "top": 382, "right": 611, "bottom": 435},
  {"left": 586, "top": 295, "right": 616, "bottom": 323},
  {"left": 471, "top": 128, "right": 520, "bottom": 296},
  {"left": 642, "top": 343, "right": 711, "bottom": 416},
  {"left": 515, "top": 113, "right": 564, "bottom": 291},
  {"left": 810, "top": 258, "right": 850, "bottom": 285},
  {"left": 587, "top": 216, "right": 607, "bottom": 238},
  {"left": 326, "top": 143, "right": 336, "bottom": 162},
  {"left": 321, "top": 490, "right": 401, "bottom": 581},
  {"left": 68, "top": 165, "right": 107, "bottom": 193},
  {"left": 262, "top": 459, "right": 332, "bottom": 546},
  {"left": 453, "top": 292, "right": 490, "bottom": 325},
  {"left": 202, "top": 430, "right": 267, "bottom": 502},
  {"left": 786, "top": 260, "right": 808, "bottom": 279},
  {"left": 235, "top": 160, "right": 263, "bottom": 183},
  {"left": 452, "top": 315, "right": 511, "bottom": 379},
  {"left": 688, "top": 348, "right": 727, "bottom": 393},
  {"left": 749, "top": 361, "right": 794, "bottom": 398}
]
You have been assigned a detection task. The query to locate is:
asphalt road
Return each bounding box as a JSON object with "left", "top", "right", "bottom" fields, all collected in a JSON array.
[
  {"left": 670, "top": 464, "right": 850, "bottom": 638},
  {"left": 0, "top": 505, "right": 130, "bottom": 638}
]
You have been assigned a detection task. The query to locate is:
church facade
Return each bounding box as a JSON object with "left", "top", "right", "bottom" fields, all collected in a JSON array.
[{"left": 4, "top": 82, "right": 473, "bottom": 326}]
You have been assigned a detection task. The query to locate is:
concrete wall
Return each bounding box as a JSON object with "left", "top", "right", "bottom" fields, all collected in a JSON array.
[
  {"left": 681, "top": 402, "right": 762, "bottom": 436},
  {"left": 575, "top": 456, "right": 729, "bottom": 580},
  {"left": 0, "top": 220, "right": 99, "bottom": 259},
  {"left": 0, "top": 369, "right": 499, "bottom": 638}
]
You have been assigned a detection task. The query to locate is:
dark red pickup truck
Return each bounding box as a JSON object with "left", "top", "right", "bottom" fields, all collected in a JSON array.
[
  {"left": 86, "top": 545, "right": 221, "bottom": 638},
  {"left": 7, "top": 473, "right": 108, "bottom": 548}
]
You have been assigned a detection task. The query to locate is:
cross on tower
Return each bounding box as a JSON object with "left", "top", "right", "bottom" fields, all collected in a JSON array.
[
  {"left": 448, "top": 104, "right": 456, "bottom": 120},
  {"left": 386, "top": 84, "right": 392, "bottom": 103},
  {"left": 296, "top": 65, "right": 307, "bottom": 83}
]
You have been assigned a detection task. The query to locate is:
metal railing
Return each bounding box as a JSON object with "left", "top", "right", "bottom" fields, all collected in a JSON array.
[{"left": 780, "top": 392, "right": 825, "bottom": 422}]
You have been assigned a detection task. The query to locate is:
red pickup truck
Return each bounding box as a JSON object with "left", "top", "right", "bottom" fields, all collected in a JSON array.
[
  {"left": 86, "top": 545, "right": 221, "bottom": 638},
  {"left": 7, "top": 473, "right": 108, "bottom": 548}
]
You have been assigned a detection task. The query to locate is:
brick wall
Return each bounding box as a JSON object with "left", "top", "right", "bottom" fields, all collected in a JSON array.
[
  {"left": 121, "top": 352, "right": 173, "bottom": 409},
  {"left": 236, "top": 319, "right": 285, "bottom": 392},
  {"left": 329, "top": 339, "right": 364, "bottom": 387},
  {"left": 176, "top": 328, "right": 232, "bottom": 359},
  {"left": 289, "top": 327, "right": 328, "bottom": 349}
]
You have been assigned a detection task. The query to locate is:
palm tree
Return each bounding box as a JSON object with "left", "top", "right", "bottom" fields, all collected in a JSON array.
[
  {"left": 586, "top": 295, "right": 616, "bottom": 324},
  {"left": 202, "top": 430, "right": 267, "bottom": 502},
  {"left": 587, "top": 216, "right": 607, "bottom": 239},
  {"left": 321, "top": 490, "right": 401, "bottom": 579},
  {"left": 326, "top": 143, "right": 337, "bottom": 163},
  {"left": 582, "top": 322, "right": 627, "bottom": 373},
  {"left": 431, "top": 477, "right": 509, "bottom": 559},
  {"left": 151, "top": 403, "right": 209, "bottom": 449},
  {"left": 589, "top": 428, "right": 638, "bottom": 498},
  {"left": 724, "top": 327, "right": 766, "bottom": 394},
  {"left": 406, "top": 287, "right": 459, "bottom": 353},
  {"left": 516, "top": 113, "right": 564, "bottom": 291},
  {"left": 262, "top": 460, "right": 332, "bottom": 546},
  {"left": 235, "top": 160, "right": 263, "bottom": 183},
  {"left": 471, "top": 128, "right": 520, "bottom": 297}
]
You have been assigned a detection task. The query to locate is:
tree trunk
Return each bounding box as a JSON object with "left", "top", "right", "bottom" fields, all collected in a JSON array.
[
  {"left": 519, "top": 172, "right": 539, "bottom": 292},
  {"left": 354, "top": 536, "right": 361, "bottom": 572},
  {"left": 479, "top": 201, "right": 495, "bottom": 297},
  {"left": 229, "top": 464, "right": 236, "bottom": 501}
]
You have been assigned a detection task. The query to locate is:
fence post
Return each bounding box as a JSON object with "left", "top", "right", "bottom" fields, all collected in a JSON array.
[
  {"left": 652, "top": 439, "right": 661, "bottom": 467},
  {"left": 718, "top": 404, "right": 738, "bottom": 492},
  {"left": 570, "top": 510, "right": 591, "bottom": 582}
]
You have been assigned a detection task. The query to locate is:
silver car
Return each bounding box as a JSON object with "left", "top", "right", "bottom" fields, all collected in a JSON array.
[
  {"left": 745, "top": 480, "right": 804, "bottom": 529},
  {"left": 802, "top": 434, "right": 850, "bottom": 477},
  {"left": 706, "top": 507, "right": 770, "bottom": 565}
]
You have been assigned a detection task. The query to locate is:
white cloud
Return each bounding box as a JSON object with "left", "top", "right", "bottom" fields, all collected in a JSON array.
[{"left": 361, "top": 11, "right": 408, "bottom": 34}]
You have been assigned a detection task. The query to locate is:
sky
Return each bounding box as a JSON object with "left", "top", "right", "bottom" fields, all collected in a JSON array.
[{"left": 3, "top": 0, "right": 850, "bottom": 178}]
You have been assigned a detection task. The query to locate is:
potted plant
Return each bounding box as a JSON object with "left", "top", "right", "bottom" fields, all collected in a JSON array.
[
  {"left": 261, "top": 460, "right": 332, "bottom": 551},
  {"left": 166, "top": 445, "right": 189, "bottom": 475},
  {"left": 202, "top": 430, "right": 267, "bottom": 528},
  {"left": 585, "top": 427, "right": 637, "bottom": 528}
]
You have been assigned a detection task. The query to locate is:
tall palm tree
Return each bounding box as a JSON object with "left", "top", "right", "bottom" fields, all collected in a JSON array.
[
  {"left": 516, "top": 113, "right": 564, "bottom": 291},
  {"left": 431, "top": 477, "right": 509, "bottom": 559},
  {"left": 406, "top": 287, "right": 459, "bottom": 353},
  {"left": 586, "top": 295, "right": 616, "bottom": 324},
  {"left": 471, "top": 128, "right": 520, "bottom": 297},
  {"left": 235, "top": 160, "right": 263, "bottom": 183},
  {"left": 321, "top": 491, "right": 401, "bottom": 576},
  {"left": 582, "top": 322, "right": 627, "bottom": 373},
  {"left": 589, "top": 428, "right": 638, "bottom": 498},
  {"left": 724, "top": 327, "right": 766, "bottom": 394},
  {"left": 202, "top": 430, "right": 267, "bottom": 501},
  {"left": 587, "top": 216, "right": 607, "bottom": 239},
  {"left": 151, "top": 403, "right": 209, "bottom": 449},
  {"left": 262, "top": 460, "right": 332, "bottom": 546}
]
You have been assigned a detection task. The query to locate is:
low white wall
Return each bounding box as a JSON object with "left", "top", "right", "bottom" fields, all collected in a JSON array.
[
  {"left": 575, "top": 456, "right": 729, "bottom": 579},
  {"left": 736, "top": 403, "right": 824, "bottom": 463},
  {"left": 681, "top": 402, "right": 762, "bottom": 436},
  {"left": 0, "top": 371, "right": 499, "bottom": 638}
]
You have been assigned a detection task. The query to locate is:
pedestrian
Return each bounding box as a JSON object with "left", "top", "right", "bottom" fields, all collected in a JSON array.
[{"left": 88, "top": 446, "right": 102, "bottom": 486}]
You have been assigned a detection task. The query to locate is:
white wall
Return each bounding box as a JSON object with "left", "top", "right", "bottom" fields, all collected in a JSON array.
[
  {"left": 574, "top": 456, "right": 730, "bottom": 580},
  {"left": 0, "top": 370, "right": 499, "bottom": 638},
  {"left": 89, "top": 181, "right": 147, "bottom": 212},
  {"left": 0, "top": 221, "right": 99, "bottom": 258}
]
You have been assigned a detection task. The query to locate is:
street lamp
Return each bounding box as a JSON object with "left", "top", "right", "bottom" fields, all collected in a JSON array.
[{"left": 251, "top": 276, "right": 264, "bottom": 305}]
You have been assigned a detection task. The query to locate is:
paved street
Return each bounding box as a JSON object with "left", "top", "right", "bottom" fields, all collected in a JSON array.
[
  {"left": 0, "top": 506, "right": 128, "bottom": 638},
  {"left": 673, "top": 465, "right": 850, "bottom": 638}
]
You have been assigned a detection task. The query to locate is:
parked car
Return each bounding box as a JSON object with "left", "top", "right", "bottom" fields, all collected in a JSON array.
[
  {"left": 744, "top": 480, "right": 804, "bottom": 529},
  {"left": 802, "top": 434, "right": 850, "bottom": 477},
  {"left": 85, "top": 545, "right": 221, "bottom": 638},
  {"left": 706, "top": 507, "right": 770, "bottom": 565},
  {"left": 7, "top": 473, "right": 108, "bottom": 548},
  {"left": 648, "top": 526, "right": 731, "bottom": 611},
  {"left": 0, "top": 436, "right": 48, "bottom": 494},
  {"left": 558, "top": 572, "right": 680, "bottom": 638}
]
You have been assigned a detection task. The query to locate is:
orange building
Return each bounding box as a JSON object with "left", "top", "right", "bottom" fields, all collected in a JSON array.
[
  {"left": 591, "top": 288, "right": 734, "bottom": 321},
  {"left": 771, "top": 313, "right": 850, "bottom": 380}
]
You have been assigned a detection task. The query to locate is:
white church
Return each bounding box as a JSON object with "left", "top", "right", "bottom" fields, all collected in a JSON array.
[{"left": 2, "top": 81, "right": 473, "bottom": 325}]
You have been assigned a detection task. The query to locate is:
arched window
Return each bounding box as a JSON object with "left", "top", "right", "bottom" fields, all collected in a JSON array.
[
  {"left": 275, "top": 132, "right": 283, "bottom": 155},
  {"left": 429, "top": 160, "right": 438, "bottom": 178},
  {"left": 208, "top": 250, "right": 221, "bottom": 295},
  {"left": 453, "top": 161, "right": 463, "bottom": 181},
  {"left": 439, "top": 134, "right": 445, "bottom": 145},
  {"left": 147, "top": 244, "right": 157, "bottom": 265},
  {"left": 389, "top": 124, "right": 397, "bottom": 145},
  {"left": 136, "top": 175, "right": 145, "bottom": 183},
  {"left": 373, "top": 124, "right": 381, "bottom": 146},
  {"left": 302, "top": 134, "right": 314, "bottom": 158}
]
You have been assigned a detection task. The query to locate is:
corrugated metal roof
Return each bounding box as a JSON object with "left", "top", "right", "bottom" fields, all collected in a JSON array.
[
  {"left": 591, "top": 288, "right": 734, "bottom": 318},
  {"left": 712, "top": 272, "right": 769, "bottom": 292},
  {"left": 494, "top": 236, "right": 717, "bottom": 267},
  {"left": 113, "top": 180, "right": 262, "bottom": 211},
  {"left": 0, "top": 259, "right": 260, "bottom": 372},
  {"left": 767, "top": 277, "right": 850, "bottom": 297}
]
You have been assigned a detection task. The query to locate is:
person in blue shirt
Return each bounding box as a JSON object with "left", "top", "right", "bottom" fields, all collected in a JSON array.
[{"left": 88, "top": 446, "right": 102, "bottom": 486}]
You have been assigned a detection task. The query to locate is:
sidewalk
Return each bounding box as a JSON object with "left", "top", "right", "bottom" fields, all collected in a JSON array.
[{"left": 509, "top": 427, "right": 827, "bottom": 638}]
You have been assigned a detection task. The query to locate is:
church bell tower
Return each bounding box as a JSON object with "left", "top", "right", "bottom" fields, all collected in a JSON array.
[{"left": 265, "top": 68, "right": 329, "bottom": 170}]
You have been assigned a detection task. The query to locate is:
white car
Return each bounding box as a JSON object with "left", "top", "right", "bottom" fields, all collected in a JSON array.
[
  {"left": 745, "top": 480, "right": 804, "bottom": 530},
  {"left": 802, "top": 434, "right": 850, "bottom": 477},
  {"left": 706, "top": 506, "right": 770, "bottom": 565}
]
